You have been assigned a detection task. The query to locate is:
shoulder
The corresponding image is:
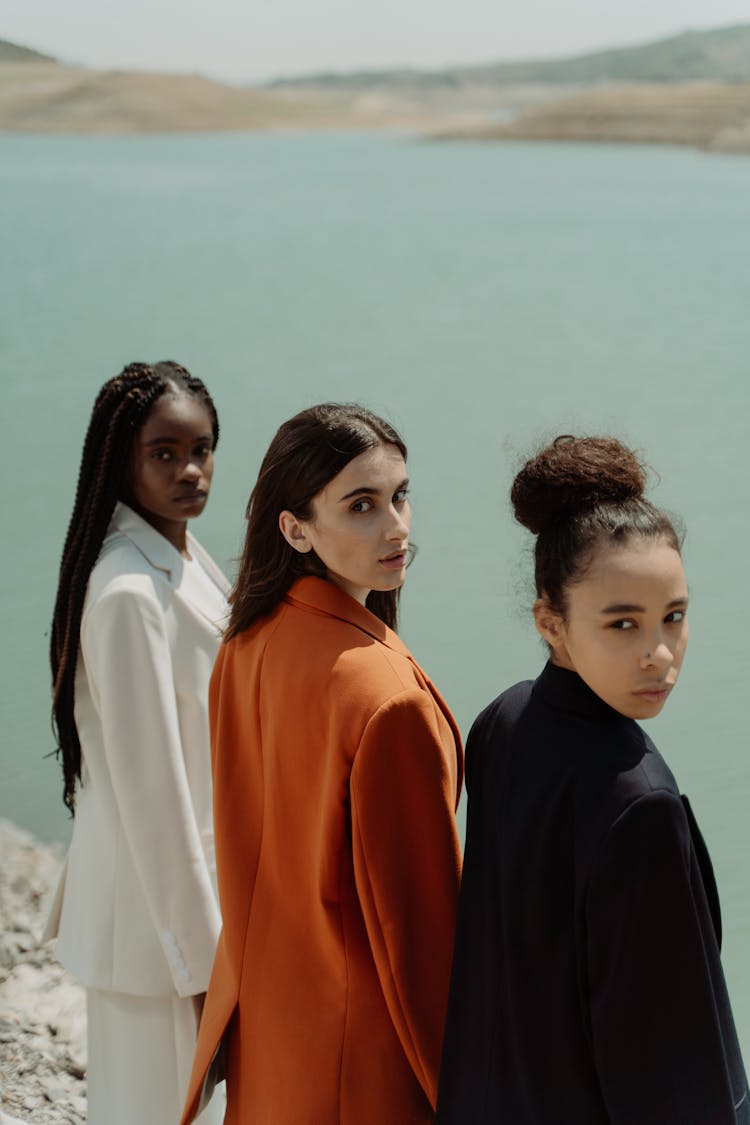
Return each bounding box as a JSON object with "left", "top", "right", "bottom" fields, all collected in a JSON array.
[
  {"left": 472, "top": 679, "right": 534, "bottom": 729},
  {"left": 591, "top": 788, "right": 693, "bottom": 887},
  {"left": 83, "top": 550, "right": 168, "bottom": 628},
  {"left": 566, "top": 742, "right": 686, "bottom": 881},
  {"left": 362, "top": 683, "right": 443, "bottom": 728},
  {"left": 581, "top": 729, "right": 680, "bottom": 834},
  {"left": 87, "top": 529, "right": 161, "bottom": 592},
  {"left": 465, "top": 678, "right": 534, "bottom": 753},
  {"left": 610, "top": 786, "right": 687, "bottom": 831},
  {"left": 222, "top": 602, "right": 443, "bottom": 737},
  {"left": 351, "top": 686, "right": 457, "bottom": 791},
  {"left": 334, "top": 636, "right": 422, "bottom": 702}
]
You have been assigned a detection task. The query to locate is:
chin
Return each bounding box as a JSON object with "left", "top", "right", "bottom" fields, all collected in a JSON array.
[
  {"left": 372, "top": 574, "right": 406, "bottom": 593},
  {"left": 621, "top": 698, "right": 668, "bottom": 721},
  {"left": 175, "top": 500, "right": 207, "bottom": 518}
]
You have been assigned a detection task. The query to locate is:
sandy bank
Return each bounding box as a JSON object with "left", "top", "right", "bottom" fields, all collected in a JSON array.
[
  {"left": 0, "top": 61, "right": 518, "bottom": 134},
  {"left": 436, "top": 81, "right": 750, "bottom": 153},
  {"left": 0, "top": 61, "right": 365, "bottom": 133},
  {"left": 0, "top": 61, "right": 599, "bottom": 138}
]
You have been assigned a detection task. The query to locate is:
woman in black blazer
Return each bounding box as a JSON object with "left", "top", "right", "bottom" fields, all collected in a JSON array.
[{"left": 437, "top": 435, "right": 748, "bottom": 1124}]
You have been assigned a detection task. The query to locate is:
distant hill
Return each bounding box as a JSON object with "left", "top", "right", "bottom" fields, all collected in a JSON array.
[
  {"left": 2, "top": 25, "right": 750, "bottom": 150},
  {"left": 0, "top": 39, "right": 55, "bottom": 63},
  {"left": 0, "top": 61, "right": 397, "bottom": 134},
  {"left": 270, "top": 24, "right": 750, "bottom": 89}
]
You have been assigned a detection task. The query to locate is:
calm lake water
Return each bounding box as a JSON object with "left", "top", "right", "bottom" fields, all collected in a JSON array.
[{"left": 2, "top": 130, "right": 749, "bottom": 1051}]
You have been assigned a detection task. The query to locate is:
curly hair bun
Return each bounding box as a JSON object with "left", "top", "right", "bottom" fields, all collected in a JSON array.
[{"left": 511, "top": 435, "right": 647, "bottom": 534}]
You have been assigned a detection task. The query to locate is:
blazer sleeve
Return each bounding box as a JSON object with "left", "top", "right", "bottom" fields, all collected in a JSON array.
[
  {"left": 82, "top": 581, "right": 221, "bottom": 996},
  {"left": 350, "top": 688, "right": 462, "bottom": 1110},
  {"left": 585, "top": 790, "right": 748, "bottom": 1124}
]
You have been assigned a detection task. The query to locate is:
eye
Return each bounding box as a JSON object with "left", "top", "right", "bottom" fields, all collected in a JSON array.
[
  {"left": 350, "top": 497, "right": 374, "bottom": 513},
  {"left": 609, "top": 619, "right": 635, "bottom": 631},
  {"left": 193, "top": 444, "right": 212, "bottom": 459},
  {"left": 151, "top": 448, "right": 173, "bottom": 462},
  {"left": 393, "top": 487, "right": 409, "bottom": 504},
  {"left": 665, "top": 609, "right": 686, "bottom": 624}
]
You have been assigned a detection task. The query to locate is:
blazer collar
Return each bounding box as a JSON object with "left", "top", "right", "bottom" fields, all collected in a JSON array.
[
  {"left": 533, "top": 660, "right": 620, "bottom": 722},
  {"left": 108, "top": 502, "right": 230, "bottom": 596},
  {"left": 284, "top": 576, "right": 411, "bottom": 657},
  {"left": 109, "top": 502, "right": 184, "bottom": 581}
]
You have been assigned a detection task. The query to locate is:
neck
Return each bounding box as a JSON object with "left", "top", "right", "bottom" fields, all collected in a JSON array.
[{"left": 130, "top": 504, "right": 189, "bottom": 556}]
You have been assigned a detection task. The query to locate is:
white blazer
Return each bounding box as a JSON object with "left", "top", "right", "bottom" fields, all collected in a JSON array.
[{"left": 46, "top": 503, "right": 230, "bottom": 999}]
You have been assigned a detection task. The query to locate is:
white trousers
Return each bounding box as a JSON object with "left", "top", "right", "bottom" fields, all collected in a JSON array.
[{"left": 86, "top": 989, "right": 224, "bottom": 1125}]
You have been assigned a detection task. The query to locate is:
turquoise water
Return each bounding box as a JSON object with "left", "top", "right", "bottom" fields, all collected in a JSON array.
[{"left": 2, "top": 130, "right": 749, "bottom": 1049}]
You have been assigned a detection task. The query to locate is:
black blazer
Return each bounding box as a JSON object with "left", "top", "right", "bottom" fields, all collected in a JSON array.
[{"left": 437, "top": 662, "right": 748, "bottom": 1124}]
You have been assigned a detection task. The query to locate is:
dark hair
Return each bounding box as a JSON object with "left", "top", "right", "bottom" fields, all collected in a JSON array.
[
  {"left": 227, "top": 403, "right": 407, "bottom": 639},
  {"left": 511, "top": 434, "right": 683, "bottom": 615},
  {"left": 51, "top": 360, "right": 219, "bottom": 814}
]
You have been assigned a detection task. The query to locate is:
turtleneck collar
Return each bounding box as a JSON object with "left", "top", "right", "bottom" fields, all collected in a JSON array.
[{"left": 533, "top": 660, "right": 624, "bottom": 723}]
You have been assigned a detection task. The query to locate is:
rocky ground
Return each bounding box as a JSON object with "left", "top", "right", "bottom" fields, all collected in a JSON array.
[{"left": 0, "top": 820, "right": 85, "bottom": 1125}]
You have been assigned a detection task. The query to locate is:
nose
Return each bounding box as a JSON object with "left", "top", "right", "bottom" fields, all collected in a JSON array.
[
  {"left": 178, "top": 457, "right": 202, "bottom": 482},
  {"left": 386, "top": 503, "right": 410, "bottom": 541},
  {"left": 640, "top": 634, "right": 673, "bottom": 670}
]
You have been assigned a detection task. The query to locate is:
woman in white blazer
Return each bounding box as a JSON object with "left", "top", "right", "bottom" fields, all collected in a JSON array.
[{"left": 47, "top": 362, "right": 229, "bottom": 1124}]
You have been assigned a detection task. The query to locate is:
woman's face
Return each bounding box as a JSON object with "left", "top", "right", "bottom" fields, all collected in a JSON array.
[
  {"left": 127, "top": 392, "right": 215, "bottom": 542},
  {"left": 280, "top": 442, "right": 410, "bottom": 606},
  {"left": 535, "top": 536, "right": 689, "bottom": 720}
]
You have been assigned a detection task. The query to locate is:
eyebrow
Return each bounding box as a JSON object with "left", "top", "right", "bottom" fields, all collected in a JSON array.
[
  {"left": 338, "top": 478, "right": 409, "bottom": 502},
  {"left": 143, "top": 434, "right": 212, "bottom": 446},
  {"left": 600, "top": 597, "right": 688, "bottom": 614}
]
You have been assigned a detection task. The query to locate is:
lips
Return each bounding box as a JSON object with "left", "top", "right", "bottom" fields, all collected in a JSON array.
[
  {"left": 174, "top": 490, "right": 206, "bottom": 503},
  {"left": 633, "top": 683, "right": 672, "bottom": 699},
  {"left": 380, "top": 550, "right": 407, "bottom": 569}
]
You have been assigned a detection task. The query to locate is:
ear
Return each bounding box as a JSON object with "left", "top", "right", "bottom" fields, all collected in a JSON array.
[
  {"left": 279, "top": 510, "right": 313, "bottom": 553},
  {"left": 533, "top": 596, "right": 567, "bottom": 652}
]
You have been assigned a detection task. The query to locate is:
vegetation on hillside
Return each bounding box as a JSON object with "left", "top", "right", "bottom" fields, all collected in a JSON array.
[
  {"left": 269, "top": 24, "right": 750, "bottom": 89},
  {"left": 0, "top": 39, "right": 54, "bottom": 63}
]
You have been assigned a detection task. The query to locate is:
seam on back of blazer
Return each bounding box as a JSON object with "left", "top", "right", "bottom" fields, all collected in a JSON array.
[{"left": 335, "top": 850, "right": 350, "bottom": 1125}]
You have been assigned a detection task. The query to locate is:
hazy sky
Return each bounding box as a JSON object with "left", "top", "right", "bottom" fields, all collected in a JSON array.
[{"left": 3, "top": 0, "right": 749, "bottom": 83}]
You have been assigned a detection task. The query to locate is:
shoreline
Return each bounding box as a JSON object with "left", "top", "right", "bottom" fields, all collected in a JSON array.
[
  {"left": 434, "top": 81, "right": 750, "bottom": 154},
  {"left": 2, "top": 62, "right": 750, "bottom": 153},
  {"left": 0, "top": 820, "right": 85, "bottom": 1124}
]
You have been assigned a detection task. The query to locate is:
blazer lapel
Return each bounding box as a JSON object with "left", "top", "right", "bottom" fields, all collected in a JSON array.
[
  {"left": 188, "top": 535, "right": 232, "bottom": 597},
  {"left": 111, "top": 503, "right": 229, "bottom": 630},
  {"left": 111, "top": 503, "right": 181, "bottom": 583}
]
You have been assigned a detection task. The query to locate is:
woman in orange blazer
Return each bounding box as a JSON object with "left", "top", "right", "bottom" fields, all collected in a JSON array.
[{"left": 182, "top": 403, "right": 463, "bottom": 1125}]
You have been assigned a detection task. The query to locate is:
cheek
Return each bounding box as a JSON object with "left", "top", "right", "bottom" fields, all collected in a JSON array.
[
  {"left": 327, "top": 529, "right": 372, "bottom": 569},
  {"left": 137, "top": 461, "right": 159, "bottom": 488},
  {"left": 571, "top": 630, "right": 625, "bottom": 675},
  {"left": 133, "top": 459, "right": 169, "bottom": 502}
]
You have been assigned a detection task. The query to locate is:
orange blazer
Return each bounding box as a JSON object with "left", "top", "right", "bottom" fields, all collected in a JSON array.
[{"left": 182, "top": 576, "right": 463, "bottom": 1125}]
